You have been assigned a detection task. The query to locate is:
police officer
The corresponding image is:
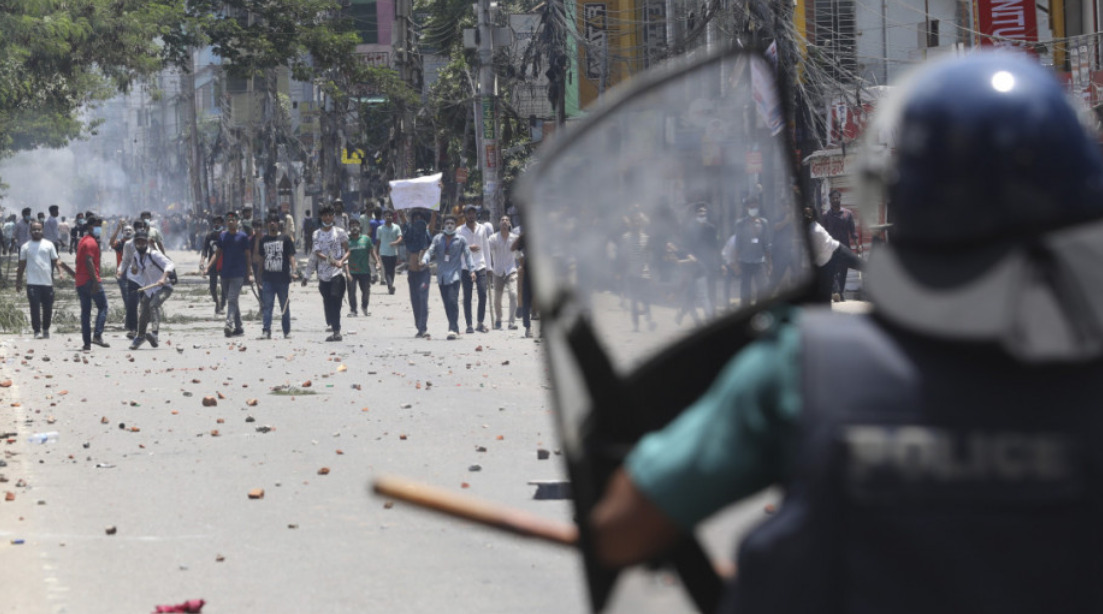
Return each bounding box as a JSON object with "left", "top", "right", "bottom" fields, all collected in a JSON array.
[{"left": 587, "top": 52, "right": 1103, "bottom": 613}]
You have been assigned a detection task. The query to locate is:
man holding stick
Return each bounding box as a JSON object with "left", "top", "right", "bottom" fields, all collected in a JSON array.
[
  {"left": 258, "top": 215, "right": 297, "bottom": 339},
  {"left": 127, "top": 230, "right": 174, "bottom": 350}
]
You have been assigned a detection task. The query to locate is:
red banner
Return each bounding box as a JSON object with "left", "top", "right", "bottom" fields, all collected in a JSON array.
[{"left": 976, "top": 0, "right": 1038, "bottom": 47}]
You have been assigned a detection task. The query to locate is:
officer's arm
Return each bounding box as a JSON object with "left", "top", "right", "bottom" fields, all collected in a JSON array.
[{"left": 590, "top": 468, "right": 681, "bottom": 567}]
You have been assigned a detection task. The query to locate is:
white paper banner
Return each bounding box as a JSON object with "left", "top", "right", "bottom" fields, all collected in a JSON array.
[{"left": 389, "top": 173, "right": 443, "bottom": 210}]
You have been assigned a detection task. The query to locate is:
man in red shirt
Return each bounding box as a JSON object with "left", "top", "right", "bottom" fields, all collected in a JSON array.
[{"left": 75, "top": 215, "right": 110, "bottom": 351}]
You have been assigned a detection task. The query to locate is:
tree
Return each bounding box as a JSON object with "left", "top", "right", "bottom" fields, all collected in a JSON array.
[{"left": 0, "top": 0, "right": 185, "bottom": 178}]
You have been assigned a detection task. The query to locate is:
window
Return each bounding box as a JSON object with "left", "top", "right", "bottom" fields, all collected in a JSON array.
[{"left": 350, "top": 0, "right": 378, "bottom": 45}]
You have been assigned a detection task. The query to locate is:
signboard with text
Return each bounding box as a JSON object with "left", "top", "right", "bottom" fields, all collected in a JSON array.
[{"left": 976, "top": 0, "right": 1038, "bottom": 47}]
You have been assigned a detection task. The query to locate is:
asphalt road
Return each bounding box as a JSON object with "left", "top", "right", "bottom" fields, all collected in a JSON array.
[{"left": 0, "top": 247, "right": 830, "bottom": 614}]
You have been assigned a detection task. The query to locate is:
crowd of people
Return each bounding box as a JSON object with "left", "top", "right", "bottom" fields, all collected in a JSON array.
[{"left": 1, "top": 199, "right": 536, "bottom": 349}]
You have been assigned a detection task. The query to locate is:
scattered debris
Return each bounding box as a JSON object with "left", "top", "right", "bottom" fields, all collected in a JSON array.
[
  {"left": 201, "top": 396, "right": 217, "bottom": 407},
  {"left": 152, "top": 599, "right": 205, "bottom": 613},
  {"left": 246, "top": 399, "right": 258, "bottom": 407},
  {"left": 475, "top": 446, "right": 487, "bottom": 453},
  {"left": 105, "top": 525, "right": 117, "bottom": 535},
  {"left": 317, "top": 467, "right": 330, "bottom": 475},
  {"left": 468, "top": 464, "right": 482, "bottom": 472},
  {"left": 383, "top": 501, "right": 394, "bottom": 509},
  {"left": 247, "top": 488, "right": 265, "bottom": 500},
  {"left": 537, "top": 449, "right": 550, "bottom": 460}
]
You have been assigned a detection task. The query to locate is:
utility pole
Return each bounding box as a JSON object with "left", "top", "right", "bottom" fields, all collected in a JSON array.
[
  {"left": 395, "top": 0, "right": 417, "bottom": 183},
  {"left": 183, "top": 47, "right": 205, "bottom": 216},
  {"left": 477, "top": 0, "right": 501, "bottom": 219}
]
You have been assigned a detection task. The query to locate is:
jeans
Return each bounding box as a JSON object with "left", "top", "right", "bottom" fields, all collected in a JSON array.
[
  {"left": 739, "top": 262, "right": 768, "bottom": 307},
  {"left": 381, "top": 255, "right": 397, "bottom": 289},
  {"left": 138, "top": 286, "right": 173, "bottom": 335},
  {"left": 319, "top": 275, "right": 346, "bottom": 334},
  {"left": 76, "top": 282, "right": 108, "bottom": 346},
  {"left": 223, "top": 276, "right": 244, "bottom": 331},
  {"left": 492, "top": 272, "right": 517, "bottom": 326},
  {"left": 408, "top": 269, "right": 431, "bottom": 334},
  {"left": 348, "top": 273, "right": 371, "bottom": 313},
  {"left": 123, "top": 279, "right": 140, "bottom": 333},
  {"left": 26, "top": 284, "right": 54, "bottom": 333},
  {"left": 261, "top": 279, "right": 291, "bottom": 335},
  {"left": 461, "top": 269, "right": 488, "bottom": 328},
  {"left": 208, "top": 269, "right": 223, "bottom": 310},
  {"left": 439, "top": 281, "right": 461, "bottom": 333},
  {"left": 824, "top": 245, "right": 863, "bottom": 300}
]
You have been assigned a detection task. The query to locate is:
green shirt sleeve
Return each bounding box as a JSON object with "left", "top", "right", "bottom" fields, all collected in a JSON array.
[{"left": 625, "top": 312, "right": 804, "bottom": 530}]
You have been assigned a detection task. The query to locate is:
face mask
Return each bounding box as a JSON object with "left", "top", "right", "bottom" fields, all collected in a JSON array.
[
  {"left": 77, "top": 219, "right": 85, "bottom": 226},
  {"left": 443, "top": 223, "right": 457, "bottom": 235},
  {"left": 323, "top": 220, "right": 334, "bottom": 228},
  {"left": 92, "top": 227, "right": 102, "bottom": 238},
  {"left": 696, "top": 214, "right": 707, "bottom": 223},
  {"left": 214, "top": 225, "right": 223, "bottom": 232},
  {"left": 748, "top": 208, "right": 760, "bottom": 217}
]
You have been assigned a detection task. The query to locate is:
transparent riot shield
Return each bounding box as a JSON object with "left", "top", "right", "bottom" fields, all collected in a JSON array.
[{"left": 517, "top": 48, "right": 814, "bottom": 612}]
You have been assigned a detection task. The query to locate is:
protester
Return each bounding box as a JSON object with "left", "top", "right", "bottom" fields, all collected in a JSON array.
[
  {"left": 75, "top": 215, "right": 109, "bottom": 351},
  {"left": 404, "top": 209, "right": 435, "bottom": 338},
  {"left": 487, "top": 215, "right": 518, "bottom": 331},
  {"left": 127, "top": 230, "right": 175, "bottom": 350},
  {"left": 16, "top": 221, "right": 63, "bottom": 339},
  {"left": 375, "top": 209, "right": 402, "bottom": 294},
  {"left": 200, "top": 215, "right": 226, "bottom": 315},
  {"left": 312, "top": 205, "right": 349, "bottom": 342},
  {"left": 258, "top": 216, "right": 297, "bottom": 339},
  {"left": 422, "top": 215, "right": 475, "bottom": 340},
  {"left": 346, "top": 219, "right": 377, "bottom": 317},
  {"left": 206, "top": 211, "right": 252, "bottom": 338},
  {"left": 458, "top": 205, "right": 493, "bottom": 333}
]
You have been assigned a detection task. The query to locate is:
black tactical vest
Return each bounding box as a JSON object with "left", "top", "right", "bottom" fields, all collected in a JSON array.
[{"left": 722, "top": 309, "right": 1103, "bottom": 614}]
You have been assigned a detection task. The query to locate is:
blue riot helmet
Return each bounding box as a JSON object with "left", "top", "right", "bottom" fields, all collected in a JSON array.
[{"left": 859, "top": 51, "right": 1103, "bottom": 361}]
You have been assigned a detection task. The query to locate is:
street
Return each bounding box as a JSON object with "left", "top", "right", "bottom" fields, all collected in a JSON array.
[{"left": 0, "top": 248, "right": 800, "bottom": 614}]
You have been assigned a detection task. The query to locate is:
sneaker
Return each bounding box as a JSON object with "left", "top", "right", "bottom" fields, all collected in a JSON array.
[
  {"left": 348, "top": 311, "right": 358, "bottom": 317},
  {"left": 325, "top": 333, "right": 343, "bottom": 342},
  {"left": 129, "top": 337, "right": 144, "bottom": 350},
  {"left": 215, "top": 308, "right": 224, "bottom": 315},
  {"left": 508, "top": 323, "right": 518, "bottom": 330},
  {"left": 230, "top": 329, "right": 245, "bottom": 337},
  {"left": 446, "top": 331, "right": 458, "bottom": 340},
  {"left": 494, "top": 323, "right": 502, "bottom": 331},
  {"left": 476, "top": 324, "right": 489, "bottom": 333},
  {"left": 414, "top": 331, "right": 424, "bottom": 338},
  {"left": 261, "top": 330, "right": 272, "bottom": 340},
  {"left": 525, "top": 328, "right": 533, "bottom": 338},
  {"left": 41, "top": 331, "right": 50, "bottom": 339},
  {"left": 91, "top": 336, "right": 110, "bottom": 348},
  {"left": 82, "top": 344, "right": 91, "bottom": 352},
  {"left": 33, "top": 332, "right": 42, "bottom": 340},
  {"left": 831, "top": 292, "right": 842, "bottom": 303},
  {"left": 283, "top": 332, "right": 291, "bottom": 339},
  {"left": 388, "top": 286, "right": 395, "bottom": 295},
  {"left": 466, "top": 326, "right": 475, "bottom": 334},
  {"left": 224, "top": 327, "right": 233, "bottom": 338},
  {"left": 145, "top": 332, "right": 159, "bottom": 348},
  {"left": 126, "top": 330, "right": 137, "bottom": 340}
]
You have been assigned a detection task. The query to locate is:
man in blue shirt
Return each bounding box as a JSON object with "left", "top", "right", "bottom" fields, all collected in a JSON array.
[
  {"left": 403, "top": 209, "right": 435, "bottom": 338},
  {"left": 421, "top": 215, "right": 475, "bottom": 340},
  {"left": 205, "top": 211, "right": 252, "bottom": 337}
]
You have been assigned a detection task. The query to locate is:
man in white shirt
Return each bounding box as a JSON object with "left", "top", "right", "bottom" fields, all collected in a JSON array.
[
  {"left": 487, "top": 215, "right": 518, "bottom": 330},
  {"left": 16, "top": 221, "right": 63, "bottom": 339},
  {"left": 127, "top": 229, "right": 175, "bottom": 350},
  {"left": 457, "top": 205, "right": 494, "bottom": 333},
  {"left": 312, "top": 205, "right": 350, "bottom": 342}
]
